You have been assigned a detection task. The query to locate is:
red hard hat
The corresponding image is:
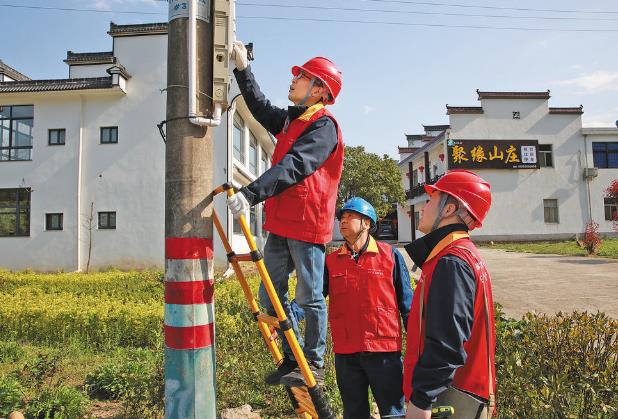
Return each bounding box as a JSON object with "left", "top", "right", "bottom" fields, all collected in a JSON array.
[
  {"left": 424, "top": 170, "right": 492, "bottom": 229},
  {"left": 292, "top": 57, "right": 342, "bottom": 105}
]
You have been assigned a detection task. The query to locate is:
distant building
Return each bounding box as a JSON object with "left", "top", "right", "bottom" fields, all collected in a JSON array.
[
  {"left": 0, "top": 22, "right": 274, "bottom": 271},
  {"left": 398, "top": 90, "right": 618, "bottom": 242}
]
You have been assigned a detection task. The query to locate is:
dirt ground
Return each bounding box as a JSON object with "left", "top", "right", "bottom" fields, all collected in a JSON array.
[{"left": 397, "top": 246, "right": 618, "bottom": 319}]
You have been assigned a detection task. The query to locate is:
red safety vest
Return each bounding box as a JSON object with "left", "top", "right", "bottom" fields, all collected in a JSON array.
[
  {"left": 326, "top": 238, "right": 403, "bottom": 354},
  {"left": 403, "top": 232, "right": 497, "bottom": 407},
  {"left": 263, "top": 104, "right": 344, "bottom": 244}
]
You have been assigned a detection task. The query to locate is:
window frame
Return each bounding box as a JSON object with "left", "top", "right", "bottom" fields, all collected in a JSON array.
[
  {"left": 249, "top": 133, "right": 258, "bottom": 175},
  {"left": 233, "top": 115, "right": 245, "bottom": 164},
  {"left": 592, "top": 142, "right": 618, "bottom": 169},
  {"left": 48, "top": 128, "right": 66, "bottom": 146},
  {"left": 0, "top": 105, "right": 34, "bottom": 161},
  {"left": 45, "top": 213, "right": 63, "bottom": 231},
  {"left": 538, "top": 144, "right": 553, "bottom": 168},
  {"left": 604, "top": 197, "right": 617, "bottom": 221},
  {"left": 100, "top": 126, "right": 118, "bottom": 144},
  {"left": 543, "top": 199, "right": 559, "bottom": 224},
  {"left": 98, "top": 211, "right": 117, "bottom": 230},
  {"left": 0, "top": 188, "right": 31, "bottom": 237}
]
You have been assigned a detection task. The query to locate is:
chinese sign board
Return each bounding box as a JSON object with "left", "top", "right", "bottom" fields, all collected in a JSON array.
[{"left": 447, "top": 139, "right": 540, "bottom": 169}]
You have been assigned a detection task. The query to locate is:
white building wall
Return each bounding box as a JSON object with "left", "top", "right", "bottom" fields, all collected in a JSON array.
[
  {"left": 583, "top": 128, "right": 618, "bottom": 235},
  {"left": 0, "top": 30, "right": 275, "bottom": 272},
  {"left": 450, "top": 99, "right": 589, "bottom": 240},
  {"left": 69, "top": 64, "right": 111, "bottom": 79}
]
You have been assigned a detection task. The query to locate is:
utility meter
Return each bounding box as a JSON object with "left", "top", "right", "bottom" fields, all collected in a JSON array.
[{"left": 212, "top": 0, "right": 234, "bottom": 107}]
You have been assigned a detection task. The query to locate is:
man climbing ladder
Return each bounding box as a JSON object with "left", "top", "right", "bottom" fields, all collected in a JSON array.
[{"left": 226, "top": 41, "right": 344, "bottom": 386}]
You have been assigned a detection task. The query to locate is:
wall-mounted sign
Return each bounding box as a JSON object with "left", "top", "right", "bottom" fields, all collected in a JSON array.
[
  {"left": 169, "top": 0, "right": 210, "bottom": 22},
  {"left": 447, "top": 139, "right": 539, "bottom": 169}
]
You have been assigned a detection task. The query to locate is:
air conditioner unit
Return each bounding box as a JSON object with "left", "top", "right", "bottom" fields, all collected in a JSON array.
[{"left": 583, "top": 167, "right": 598, "bottom": 179}]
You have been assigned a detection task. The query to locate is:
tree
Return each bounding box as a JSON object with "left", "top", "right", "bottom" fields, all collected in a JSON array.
[
  {"left": 338, "top": 146, "right": 406, "bottom": 218},
  {"left": 605, "top": 179, "right": 618, "bottom": 232}
]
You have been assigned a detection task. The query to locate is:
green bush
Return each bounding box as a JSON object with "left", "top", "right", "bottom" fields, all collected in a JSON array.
[
  {"left": 495, "top": 310, "right": 617, "bottom": 417},
  {"left": 0, "top": 376, "right": 24, "bottom": 416},
  {"left": 0, "top": 340, "right": 25, "bottom": 363},
  {"left": 24, "top": 385, "right": 90, "bottom": 419}
]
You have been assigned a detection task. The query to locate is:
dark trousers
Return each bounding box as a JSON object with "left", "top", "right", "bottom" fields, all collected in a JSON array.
[{"left": 335, "top": 352, "right": 406, "bottom": 419}]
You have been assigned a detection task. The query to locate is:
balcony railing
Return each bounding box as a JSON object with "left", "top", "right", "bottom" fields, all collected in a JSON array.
[{"left": 406, "top": 174, "right": 444, "bottom": 200}]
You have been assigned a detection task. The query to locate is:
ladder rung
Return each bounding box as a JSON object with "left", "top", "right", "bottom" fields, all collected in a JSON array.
[
  {"left": 257, "top": 313, "right": 280, "bottom": 329},
  {"left": 229, "top": 253, "right": 253, "bottom": 262}
]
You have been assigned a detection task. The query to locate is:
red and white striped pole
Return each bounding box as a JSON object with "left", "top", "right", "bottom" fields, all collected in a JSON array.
[
  {"left": 164, "top": 238, "right": 216, "bottom": 418},
  {"left": 164, "top": 0, "right": 216, "bottom": 416}
]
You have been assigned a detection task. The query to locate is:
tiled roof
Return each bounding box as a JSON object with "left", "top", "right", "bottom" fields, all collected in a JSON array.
[
  {"left": 0, "top": 77, "right": 114, "bottom": 93},
  {"left": 423, "top": 124, "right": 450, "bottom": 131},
  {"left": 398, "top": 147, "right": 420, "bottom": 154},
  {"left": 108, "top": 22, "right": 168, "bottom": 37},
  {"left": 477, "top": 90, "right": 551, "bottom": 100},
  {"left": 64, "top": 51, "right": 115, "bottom": 65},
  {"left": 0, "top": 60, "right": 30, "bottom": 81},
  {"left": 406, "top": 134, "right": 423, "bottom": 140},
  {"left": 549, "top": 106, "right": 583, "bottom": 114},
  {"left": 446, "top": 106, "right": 484, "bottom": 115}
]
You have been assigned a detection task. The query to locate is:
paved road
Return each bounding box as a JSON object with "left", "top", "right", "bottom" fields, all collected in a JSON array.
[{"left": 397, "top": 246, "right": 618, "bottom": 319}]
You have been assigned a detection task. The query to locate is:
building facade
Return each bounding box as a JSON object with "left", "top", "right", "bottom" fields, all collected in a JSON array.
[
  {"left": 398, "top": 90, "right": 618, "bottom": 242},
  {"left": 0, "top": 22, "right": 274, "bottom": 271}
]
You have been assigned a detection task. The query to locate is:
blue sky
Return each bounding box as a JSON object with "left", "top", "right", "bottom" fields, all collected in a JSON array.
[{"left": 2, "top": 0, "right": 617, "bottom": 158}]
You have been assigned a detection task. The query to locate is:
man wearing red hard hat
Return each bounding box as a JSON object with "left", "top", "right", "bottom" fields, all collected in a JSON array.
[
  {"left": 402, "top": 170, "right": 497, "bottom": 419},
  {"left": 227, "top": 41, "right": 344, "bottom": 387}
]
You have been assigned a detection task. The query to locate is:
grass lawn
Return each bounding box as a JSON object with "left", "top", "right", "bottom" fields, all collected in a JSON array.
[{"left": 480, "top": 237, "right": 618, "bottom": 259}]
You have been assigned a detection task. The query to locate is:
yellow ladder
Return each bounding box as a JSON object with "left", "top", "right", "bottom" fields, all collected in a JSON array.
[{"left": 212, "top": 184, "right": 335, "bottom": 419}]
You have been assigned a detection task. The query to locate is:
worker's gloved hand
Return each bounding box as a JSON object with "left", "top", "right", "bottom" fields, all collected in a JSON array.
[
  {"left": 227, "top": 190, "right": 250, "bottom": 219},
  {"left": 231, "top": 40, "right": 248, "bottom": 71}
]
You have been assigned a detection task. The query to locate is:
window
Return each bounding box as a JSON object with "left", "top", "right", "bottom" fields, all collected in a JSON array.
[
  {"left": 0, "top": 188, "right": 30, "bottom": 236},
  {"left": 412, "top": 170, "right": 418, "bottom": 187},
  {"left": 250, "top": 206, "right": 257, "bottom": 235},
  {"left": 414, "top": 211, "right": 420, "bottom": 229},
  {"left": 593, "top": 142, "right": 618, "bottom": 169},
  {"left": 543, "top": 199, "right": 559, "bottom": 223},
  {"left": 249, "top": 134, "right": 258, "bottom": 175},
  {"left": 46, "top": 213, "right": 63, "bottom": 231},
  {"left": 0, "top": 105, "right": 34, "bottom": 161},
  {"left": 261, "top": 204, "right": 267, "bottom": 237},
  {"left": 98, "top": 211, "right": 116, "bottom": 229},
  {"left": 48, "top": 129, "right": 65, "bottom": 146},
  {"left": 512, "top": 111, "right": 520, "bottom": 120},
  {"left": 260, "top": 149, "right": 269, "bottom": 174},
  {"left": 100, "top": 127, "right": 118, "bottom": 144},
  {"left": 605, "top": 197, "right": 617, "bottom": 221},
  {"left": 539, "top": 144, "right": 553, "bottom": 168},
  {"left": 233, "top": 115, "right": 245, "bottom": 163},
  {"left": 233, "top": 217, "right": 242, "bottom": 234}
]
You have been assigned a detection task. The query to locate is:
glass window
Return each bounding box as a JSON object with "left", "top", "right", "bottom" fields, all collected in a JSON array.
[
  {"left": 543, "top": 199, "right": 559, "bottom": 223},
  {"left": 605, "top": 197, "right": 617, "bottom": 221},
  {"left": 261, "top": 204, "right": 267, "bottom": 237},
  {"left": 250, "top": 206, "right": 257, "bottom": 235},
  {"left": 0, "top": 188, "right": 30, "bottom": 236},
  {"left": 49, "top": 129, "right": 66, "bottom": 146},
  {"left": 412, "top": 170, "right": 418, "bottom": 187},
  {"left": 414, "top": 211, "right": 420, "bottom": 229},
  {"left": 249, "top": 134, "right": 258, "bottom": 175},
  {"left": 233, "top": 217, "right": 241, "bottom": 234},
  {"left": 260, "top": 149, "right": 269, "bottom": 174},
  {"left": 98, "top": 211, "right": 116, "bottom": 229},
  {"left": 233, "top": 115, "right": 245, "bottom": 163},
  {"left": 539, "top": 144, "right": 553, "bottom": 168},
  {"left": 100, "top": 127, "right": 118, "bottom": 144},
  {"left": 0, "top": 105, "right": 34, "bottom": 161},
  {"left": 46, "top": 213, "right": 63, "bottom": 230},
  {"left": 593, "top": 142, "right": 618, "bottom": 169}
]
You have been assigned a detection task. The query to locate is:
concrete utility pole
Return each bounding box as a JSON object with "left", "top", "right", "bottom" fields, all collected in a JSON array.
[{"left": 164, "top": 1, "right": 216, "bottom": 417}]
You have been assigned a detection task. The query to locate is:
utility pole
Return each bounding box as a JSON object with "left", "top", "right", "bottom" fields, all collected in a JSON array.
[{"left": 164, "top": 1, "right": 217, "bottom": 417}]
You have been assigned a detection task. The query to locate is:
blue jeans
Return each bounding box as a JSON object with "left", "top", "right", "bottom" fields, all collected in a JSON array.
[
  {"left": 259, "top": 233, "right": 327, "bottom": 367},
  {"left": 335, "top": 352, "right": 406, "bottom": 419}
]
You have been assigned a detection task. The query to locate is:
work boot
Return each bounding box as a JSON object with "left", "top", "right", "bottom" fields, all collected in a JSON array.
[
  {"left": 279, "top": 361, "right": 325, "bottom": 388},
  {"left": 264, "top": 356, "right": 298, "bottom": 386}
]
